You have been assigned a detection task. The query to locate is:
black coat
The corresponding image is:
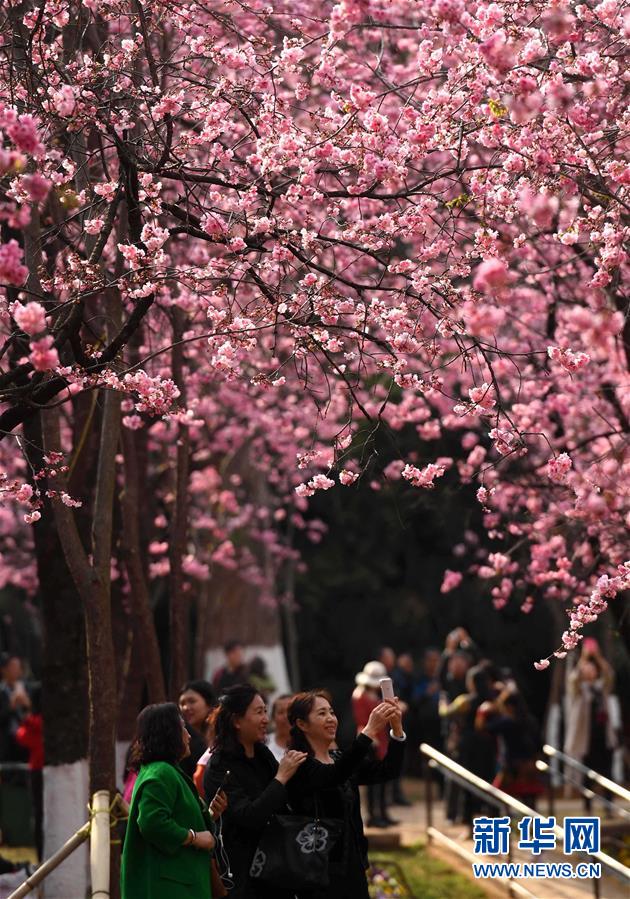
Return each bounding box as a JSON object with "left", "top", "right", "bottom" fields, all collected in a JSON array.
[
  {"left": 287, "top": 733, "right": 405, "bottom": 899},
  {"left": 204, "top": 742, "right": 294, "bottom": 899}
]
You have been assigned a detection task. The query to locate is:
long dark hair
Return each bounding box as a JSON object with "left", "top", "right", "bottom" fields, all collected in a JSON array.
[
  {"left": 128, "top": 703, "right": 185, "bottom": 772},
  {"left": 210, "top": 684, "right": 260, "bottom": 754},
  {"left": 287, "top": 690, "right": 333, "bottom": 756}
]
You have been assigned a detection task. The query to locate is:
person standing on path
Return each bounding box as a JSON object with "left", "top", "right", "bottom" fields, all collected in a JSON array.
[
  {"left": 564, "top": 640, "right": 619, "bottom": 793},
  {"left": 15, "top": 685, "right": 43, "bottom": 860},
  {"left": 203, "top": 684, "right": 307, "bottom": 899},
  {"left": 179, "top": 679, "right": 217, "bottom": 783},
  {"left": 0, "top": 654, "right": 31, "bottom": 761},
  {"left": 121, "top": 702, "right": 226, "bottom": 899},
  {"left": 212, "top": 641, "right": 249, "bottom": 692},
  {"left": 352, "top": 661, "right": 397, "bottom": 827},
  {"left": 286, "top": 690, "right": 405, "bottom": 899}
]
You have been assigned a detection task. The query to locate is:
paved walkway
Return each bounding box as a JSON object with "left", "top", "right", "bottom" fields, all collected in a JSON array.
[{"left": 364, "top": 779, "right": 630, "bottom": 899}]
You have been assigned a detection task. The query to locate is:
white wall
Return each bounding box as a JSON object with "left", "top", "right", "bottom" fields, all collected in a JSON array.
[{"left": 205, "top": 643, "right": 291, "bottom": 702}]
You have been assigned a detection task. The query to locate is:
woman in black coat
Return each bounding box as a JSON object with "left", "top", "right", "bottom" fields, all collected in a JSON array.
[
  {"left": 203, "top": 684, "right": 307, "bottom": 899},
  {"left": 178, "top": 679, "right": 217, "bottom": 779},
  {"left": 286, "top": 690, "right": 405, "bottom": 899}
]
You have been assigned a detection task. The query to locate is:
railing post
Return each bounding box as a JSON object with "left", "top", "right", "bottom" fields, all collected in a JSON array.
[
  {"left": 583, "top": 787, "right": 593, "bottom": 816},
  {"left": 505, "top": 804, "right": 514, "bottom": 898},
  {"left": 90, "top": 790, "right": 111, "bottom": 899},
  {"left": 536, "top": 760, "right": 554, "bottom": 819},
  {"left": 425, "top": 756, "right": 433, "bottom": 837}
]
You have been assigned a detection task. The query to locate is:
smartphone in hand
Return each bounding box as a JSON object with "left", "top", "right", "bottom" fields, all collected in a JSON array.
[
  {"left": 379, "top": 677, "right": 395, "bottom": 701},
  {"left": 218, "top": 769, "right": 231, "bottom": 791}
]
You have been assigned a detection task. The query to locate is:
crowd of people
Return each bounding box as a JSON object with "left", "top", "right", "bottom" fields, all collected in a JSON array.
[
  {"left": 0, "top": 634, "right": 624, "bottom": 898},
  {"left": 372, "top": 630, "right": 624, "bottom": 828},
  {"left": 0, "top": 654, "right": 43, "bottom": 860},
  {"left": 121, "top": 645, "right": 408, "bottom": 899},
  {"left": 121, "top": 634, "right": 624, "bottom": 898}
]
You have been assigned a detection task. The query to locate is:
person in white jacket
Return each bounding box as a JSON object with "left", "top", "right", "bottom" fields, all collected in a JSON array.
[{"left": 563, "top": 640, "right": 620, "bottom": 790}]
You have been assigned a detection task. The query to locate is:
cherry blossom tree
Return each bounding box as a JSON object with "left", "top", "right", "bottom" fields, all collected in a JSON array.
[{"left": 0, "top": 0, "right": 628, "bottom": 870}]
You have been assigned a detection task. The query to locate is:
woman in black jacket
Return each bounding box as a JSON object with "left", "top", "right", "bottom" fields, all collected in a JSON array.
[
  {"left": 178, "top": 679, "right": 217, "bottom": 779},
  {"left": 286, "top": 690, "right": 405, "bottom": 899},
  {"left": 203, "top": 684, "right": 307, "bottom": 899}
]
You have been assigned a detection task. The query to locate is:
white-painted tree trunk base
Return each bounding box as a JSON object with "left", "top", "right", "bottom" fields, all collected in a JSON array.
[
  {"left": 205, "top": 643, "right": 291, "bottom": 701},
  {"left": 42, "top": 760, "right": 89, "bottom": 899}
]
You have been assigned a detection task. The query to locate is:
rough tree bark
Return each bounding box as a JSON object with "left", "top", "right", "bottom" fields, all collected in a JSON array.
[
  {"left": 121, "top": 426, "right": 166, "bottom": 703},
  {"left": 23, "top": 414, "right": 90, "bottom": 899},
  {"left": 168, "top": 308, "right": 191, "bottom": 698},
  {"left": 42, "top": 393, "right": 121, "bottom": 898}
]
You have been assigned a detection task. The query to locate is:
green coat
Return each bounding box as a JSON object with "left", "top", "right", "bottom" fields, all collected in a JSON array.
[{"left": 121, "top": 760, "right": 214, "bottom": 899}]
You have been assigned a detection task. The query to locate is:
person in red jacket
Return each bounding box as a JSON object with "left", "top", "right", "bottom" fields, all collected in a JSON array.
[
  {"left": 352, "top": 662, "right": 397, "bottom": 828},
  {"left": 15, "top": 685, "right": 43, "bottom": 860}
]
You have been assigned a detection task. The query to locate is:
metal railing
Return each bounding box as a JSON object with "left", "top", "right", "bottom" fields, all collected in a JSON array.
[
  {"left": 420, "top": 742, "right": 630, "bottom": 899},
  {"left": 6, "top": 792, "right": 128, "bottom": 899},
  {"left": 535, "top": 758, "right": 630, "bottom": 825},
  {"left": 542, "top": 745, "right": 630, "bottom": 806}
]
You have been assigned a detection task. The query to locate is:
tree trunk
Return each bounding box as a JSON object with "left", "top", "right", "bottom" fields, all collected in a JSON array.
[
  {"left": 168, "top": 309, "right": 191, "bottom": 698},
  {"left": 120, "top": 426, "right": 166, "bottom": 703},
  {"left": 24, "top": 415, "right": 90, "bottom": 899},
  {"left": 42, "top": 396, "right": 121, "bottom": 897},
  {"left": 87, "top": 388, "right": 120, "bottom": 796},
  {"left": 117, "top": 623, "right": 148, "bottom": 742}
]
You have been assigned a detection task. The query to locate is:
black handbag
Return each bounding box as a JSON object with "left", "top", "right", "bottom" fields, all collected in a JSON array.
[{"left": 249, "top": 805, "right": 343, "bottom": 890}]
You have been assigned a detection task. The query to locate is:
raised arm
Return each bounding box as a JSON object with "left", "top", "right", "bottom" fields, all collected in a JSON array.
[
  {"left": 355, "top": 733, "right": 406, "bottom": 785},
  {"left": 289, "top": 732, "right": 374, "bottom": 798}
]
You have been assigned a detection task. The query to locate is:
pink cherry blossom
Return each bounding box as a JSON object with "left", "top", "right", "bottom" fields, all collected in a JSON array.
[
  {"left": 0, "top": 0, "right": 625, "bottom": 673},
  {"left": 473, "top": 258, "right": 510, "bottom": 295},
  {"left": 22, "top": 173, "right": 51, "bottom": 203},
  {"left": 547, "top": 346, "right": 591, "bottom": 373},
  {"left": 50, "top": 85, "right": 77, "bottom": 117},
  {"left": 441, "top": 570, "right": 463, "bottom": 593},
  {"left": 28, "top": 336, "right": 59, "bottom": 371},
  {"left": 401, "top": 463, "right": 446, "bottom": 489},
  {"left": 479, "top": 30, "right": 516, "bottom": 74},
  {"left": 12, "top": 301, "right": 46, "bottom": 335},
  {"left": 547, "top": 453, "right": 572, "bottom": 483},
  {"left": 6, "top": 114, "right": 44, "bottom": 155},
  {"left": 0, "top": 241, "right": 28, "bottom": 286}
]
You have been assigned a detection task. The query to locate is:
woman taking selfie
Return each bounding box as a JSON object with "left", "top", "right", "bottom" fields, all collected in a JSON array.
[
  {"left": 287, "top": 690, "right": 405, "bottom": 899},
  {"left": 203, "top": 684, "right": 307, "bottom": 899},
  {"left": 121, "top": 702, "right": 226, "bottom": 899}
]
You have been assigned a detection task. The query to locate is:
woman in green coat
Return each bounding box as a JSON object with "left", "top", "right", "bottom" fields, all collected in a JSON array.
[{"left": 121, "top": 702, "right": 225, "bottom": 899}]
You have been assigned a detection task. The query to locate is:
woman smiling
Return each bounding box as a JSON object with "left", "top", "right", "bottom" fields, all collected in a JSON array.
[
  {"left": 204, "top": 684, "right": 307, "bottom": 898},
  {"left": 286, "top": 690, "right": 405, "bottom": 899}
]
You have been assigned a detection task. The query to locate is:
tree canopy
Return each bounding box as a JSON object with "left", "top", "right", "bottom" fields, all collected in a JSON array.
[{"left": 0, "top": 0, "right": 627, "bottom": 671}]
